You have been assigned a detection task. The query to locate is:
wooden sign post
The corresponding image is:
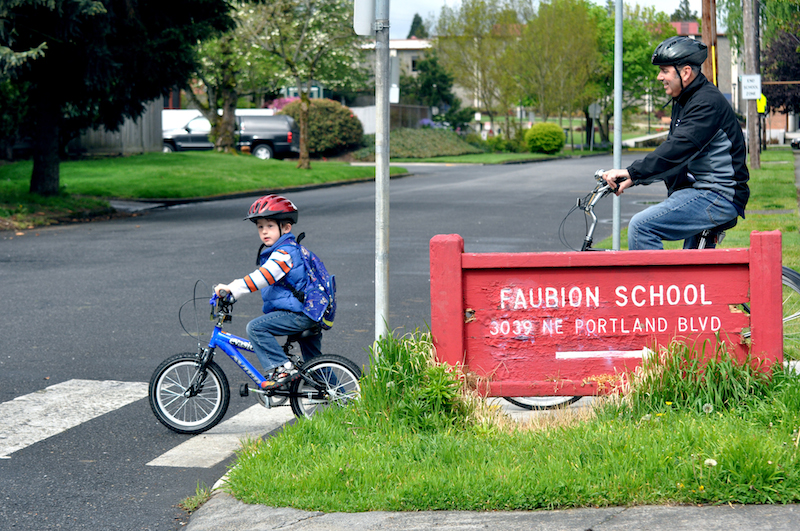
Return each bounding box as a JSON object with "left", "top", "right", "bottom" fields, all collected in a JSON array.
[{"left": 430, "top": 231, "right": 783, "bottom": 397}]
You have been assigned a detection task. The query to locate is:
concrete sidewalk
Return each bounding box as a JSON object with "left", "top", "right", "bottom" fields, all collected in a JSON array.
[{"left": 185, "top": 492, "right": 800, "bottom": 531}]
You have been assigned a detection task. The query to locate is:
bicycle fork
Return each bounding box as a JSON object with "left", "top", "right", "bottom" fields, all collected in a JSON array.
[{"left": 186, "top": 348, "right": 214, "bottom": 397}]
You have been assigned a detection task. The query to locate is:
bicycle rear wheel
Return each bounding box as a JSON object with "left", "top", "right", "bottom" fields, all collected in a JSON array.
[
  {"left": 149, "top": 353, "right": 230, "bottom": 434},
  {"left": 780, "top": 267, "right": 800, "bottom": 360},
  {"left": 290, "top": 355, "right": 361, "bottom": 419},
  {"left": 503, "top": 396, "right": 582, "bottom": 410}
]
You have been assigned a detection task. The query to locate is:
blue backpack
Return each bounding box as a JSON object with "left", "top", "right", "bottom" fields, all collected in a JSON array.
[{"left": 283, "top": 235, "right": 336, "bottom": 329}]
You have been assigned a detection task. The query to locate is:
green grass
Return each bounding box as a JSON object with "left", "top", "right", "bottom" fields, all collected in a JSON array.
[
  {"left": 1, "top": 152, "right": 406, "bottom": 200},
  {"left": 0, "top": 152, "right": 408, "bottom": 228},
  {"left": 224, "top": 331, "right": 800, "bottom": 512},
  {"left": 179, "top": 481, "right": 213, "bottom": 514}
]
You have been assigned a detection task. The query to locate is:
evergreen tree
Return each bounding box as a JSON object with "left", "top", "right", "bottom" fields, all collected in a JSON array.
[
  {"left": 670, "top": 0, "right": 698, "bottom": 22},
  {"left": 407, "top": 13, "right": 429, "bottom": 39}
]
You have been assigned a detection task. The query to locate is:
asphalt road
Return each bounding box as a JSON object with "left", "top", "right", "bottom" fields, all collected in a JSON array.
[{"left": 0, "top": 154, "right": 665, "bottom": 530}]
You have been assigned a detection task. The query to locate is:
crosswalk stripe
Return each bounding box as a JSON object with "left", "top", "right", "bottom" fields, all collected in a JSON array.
[
  {"left": 146, "top": 405, "right": 294, "bottom": 468},
  {"left": 0, "top": 379, "right": 148, "bottom": 459}
]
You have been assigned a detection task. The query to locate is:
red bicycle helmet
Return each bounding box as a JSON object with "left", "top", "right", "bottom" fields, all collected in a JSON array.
[{"left": 245, "top": 194, "right": 299, "bottom": 224}]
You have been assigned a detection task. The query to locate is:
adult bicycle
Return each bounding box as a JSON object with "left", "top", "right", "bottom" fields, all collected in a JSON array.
[
  {"left": 504, "top": 170, "right": 800, "bottom": 410},
  {"left": 149, "top": 287, "right": 361, "bottom": 434}
]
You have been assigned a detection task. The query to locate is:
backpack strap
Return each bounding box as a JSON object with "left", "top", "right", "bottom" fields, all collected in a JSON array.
[{"left": 275, "top": 238, "right": 306, "bottom": 304}]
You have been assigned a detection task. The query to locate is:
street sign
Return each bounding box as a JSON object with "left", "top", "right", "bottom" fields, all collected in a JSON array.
[
  {"left": 588, "top": 103, "right": 601, "bottom": 119},
  {"left": 742, "top": 75, "right": 762, "bottom": 100},
  {"left": 430, "top": 232, "right": 783, "bottom": 397},
  {"left": 757, "top": 94, "right": 767, "bottom": 114}
]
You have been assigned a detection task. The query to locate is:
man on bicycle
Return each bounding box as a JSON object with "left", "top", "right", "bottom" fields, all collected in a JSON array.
[{"left": 602, "top": 36, "right": 749, "bottom": 250}]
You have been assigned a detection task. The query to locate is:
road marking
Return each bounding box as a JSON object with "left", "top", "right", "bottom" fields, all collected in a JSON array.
[
  {"left": 0, "top": 379, "right": 148, "bottom": 459},
  {"left": 146, "top": 405, "right": 294, "bottom": 468}
]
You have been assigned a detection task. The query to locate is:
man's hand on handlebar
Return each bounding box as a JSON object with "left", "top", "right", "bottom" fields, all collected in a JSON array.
[{"left": 601, "top": 169, "right": 633, "bottom": 196}]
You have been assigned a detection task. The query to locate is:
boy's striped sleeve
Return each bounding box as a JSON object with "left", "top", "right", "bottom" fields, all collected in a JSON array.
[{"left": 228, "top": 249, "right": 293, "bottom": 299}]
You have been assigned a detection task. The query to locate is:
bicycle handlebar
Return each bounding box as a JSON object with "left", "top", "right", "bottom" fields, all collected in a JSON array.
[{"left": 210, "top": 289, "right": 234, "bottom": 321}]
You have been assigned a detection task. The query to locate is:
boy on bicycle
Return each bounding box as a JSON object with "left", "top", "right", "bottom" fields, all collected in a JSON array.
[{"left": 214, "top": 194, "right": 321, "bottom": 390}]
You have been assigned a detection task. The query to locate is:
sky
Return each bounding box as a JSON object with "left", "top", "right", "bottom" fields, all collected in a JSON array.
[{"left": 389, "top": 0, "right": 704, "bottom": 39}]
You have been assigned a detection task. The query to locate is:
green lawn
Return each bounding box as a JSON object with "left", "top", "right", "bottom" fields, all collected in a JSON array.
[
  {"left": 0, "top": 152, "right": 407, "bottom": 228},
  {"left": 224, "top": 332, "right": 800, "bottom": 512}
]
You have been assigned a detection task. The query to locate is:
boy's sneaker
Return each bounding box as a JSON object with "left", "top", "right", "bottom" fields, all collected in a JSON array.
[{"left": 260, "top": 364, "right": 300, "bottom": 390}]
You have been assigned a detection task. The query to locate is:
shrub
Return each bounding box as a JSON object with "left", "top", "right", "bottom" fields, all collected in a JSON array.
[
  {"left": 524, "top": 122, "right": 565, "bottom": 154},
  {"left": 486, "top": 134, "right": 527, "bottom": 153},
  {"left": 352, "top": 128, "right": 483, "bottom": 161},
  {"left": 279, "top": 98, "right": 363, "bottom": 156}
]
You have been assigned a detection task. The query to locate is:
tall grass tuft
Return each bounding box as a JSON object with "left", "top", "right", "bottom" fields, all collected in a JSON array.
[
  {"left": 603, "top": 337, "right": 774, "bottom": 419},
  {"left": 359, "top": 331, "right": 473, "bottom": 432}
]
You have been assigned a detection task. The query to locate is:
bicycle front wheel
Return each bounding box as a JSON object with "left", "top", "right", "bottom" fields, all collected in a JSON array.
[
  {"left": 149, "top": 353, "right": 230, "bottom": 434},
  {"left": 503, "top": 396, "right": 582, "bottom": 410},
  {"left": 290, "top": 355, "right": 361, "bottom": 419}
]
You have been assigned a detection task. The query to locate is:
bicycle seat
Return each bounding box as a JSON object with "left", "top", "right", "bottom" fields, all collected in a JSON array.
[
  {"left": 709, "top": 218, "right": 738, "bottom": 233},
  {"left": 287, "top": 326, "right": 322, "bottom": 342}
]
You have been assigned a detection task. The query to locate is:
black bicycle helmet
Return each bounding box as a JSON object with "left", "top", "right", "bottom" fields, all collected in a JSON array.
[
  {"left": 652, "top": 36, "right": 707, "bottom": 67},
  {"left": 245, "top": 194, "right": 299, "bottom": 224}
]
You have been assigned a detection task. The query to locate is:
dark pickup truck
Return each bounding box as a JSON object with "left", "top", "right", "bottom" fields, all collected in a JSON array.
[{"left": 162, "top": 114, "right": 300, "bottom": 160}]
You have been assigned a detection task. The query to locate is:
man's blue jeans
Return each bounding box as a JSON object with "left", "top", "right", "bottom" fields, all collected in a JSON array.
[
  {"left": 246, "top": 311, "right": 322, "bottom": 373},
  {"left": 628, "top": 188, "right": 739, "bottom": 250}
]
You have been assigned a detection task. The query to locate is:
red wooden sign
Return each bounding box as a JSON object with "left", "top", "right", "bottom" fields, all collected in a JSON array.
[{"left": 430, "top": 231, "right": 783, "bottom": 397}]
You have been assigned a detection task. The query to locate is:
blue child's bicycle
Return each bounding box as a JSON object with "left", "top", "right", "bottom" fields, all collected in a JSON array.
[{"left": 148, "top": 287, "right": 361, "bottom": 434}]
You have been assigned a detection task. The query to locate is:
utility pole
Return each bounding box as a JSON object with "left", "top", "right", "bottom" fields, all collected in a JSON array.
[
  {"left": 743, "top": 0, "right": 760, "bottom": 169},
  {"left": 612, "top": 0, "right": 623, "bottom": 250},
  {"left": 354, "top": 0, "right": 391, "bottom": 342},
  {"left": 701, "top": 0, "right": 718, "bottom": 86}
]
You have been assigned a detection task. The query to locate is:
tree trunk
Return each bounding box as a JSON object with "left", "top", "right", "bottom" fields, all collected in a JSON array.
[
  {"left": 29, "top": 94, "right": 61, "bottom": 197},
  {"left": 296, "top": 90, "right": 311, "bottom": 169},
  {"left": 214, "top": 35, "right": 238, "bottom": 154}
]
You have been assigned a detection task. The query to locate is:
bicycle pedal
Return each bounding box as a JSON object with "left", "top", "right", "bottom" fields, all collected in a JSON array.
[{"left": 239, "top": 384, "right": 249, "bottom": 397}]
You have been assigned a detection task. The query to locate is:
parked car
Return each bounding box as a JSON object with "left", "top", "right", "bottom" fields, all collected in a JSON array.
[
  {"left": 791, "top": 137, "right": 800, "bottom": 150},
  {"left": 162, "top": 115, "right": 299, "bottom": 159}
]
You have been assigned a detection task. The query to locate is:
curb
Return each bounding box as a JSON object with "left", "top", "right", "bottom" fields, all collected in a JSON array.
[{"left": 109, "top": 172, "right": 413, "bottom": 213}]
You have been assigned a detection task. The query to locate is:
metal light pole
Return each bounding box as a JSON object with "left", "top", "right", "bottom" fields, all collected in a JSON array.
[
  {"left": 354, "top": 0, "right": 391, "bottom": 343},
  {"left": 612, "top": 0, "right": 623, "bottom": 250},
  {"left": 374, "top": 0, "right": 391, "bottom": 342}
]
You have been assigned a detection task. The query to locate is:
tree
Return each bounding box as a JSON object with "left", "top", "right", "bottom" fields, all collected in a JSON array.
[
  {"left": 762, "top": 27, "right": 800, "bottom": 113},
  {"left": 670, "top": 0, "right": 698, "bottom": 22},
  {"left": 589, "top": 4, "right": 675, "bottom": 142},
  {"left": 407, "top": 13, "right": 429, "bottom": 39},
  {"left": 397, "top": 50, "right": 475, "bottom": 130},
  {"left": 435, "top": 0, "right": 515, "bottom": 132},
  {"left": 508, "top": 0, "right": 599, "bottom": 124},
  {"left": 242, "top": 0, "right": 367, "bottom": 169},
  {"left": 718, "top": 0, "right": 800, "bottom": 55},
  {"left": 186, "top": 7, "right": 288, "bottom": 154},
  {"left": 0, "top": 0, "right": 232, "bottom": 196}
]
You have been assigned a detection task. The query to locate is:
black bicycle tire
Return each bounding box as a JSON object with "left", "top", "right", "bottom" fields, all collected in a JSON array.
[
  {"left": 779, "top": 267, "right": 800, "bottom": 361},
  {"left": 289, "top": 355, "right": 361, "bottom": 419},
  {"left": 149, "top": 353, "right": 230, "bottom": 435},
  {"left": 503, "top": 396, "right": 582, "bottom": 410}
]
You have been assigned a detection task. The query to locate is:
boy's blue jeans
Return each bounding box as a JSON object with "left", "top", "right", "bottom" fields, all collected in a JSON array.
[
  {"left": 246, "top": 311, "right": 322, "bottom": 373},
  {"left": 628, "top": 188, "right": 739, "bottom": 250}
]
